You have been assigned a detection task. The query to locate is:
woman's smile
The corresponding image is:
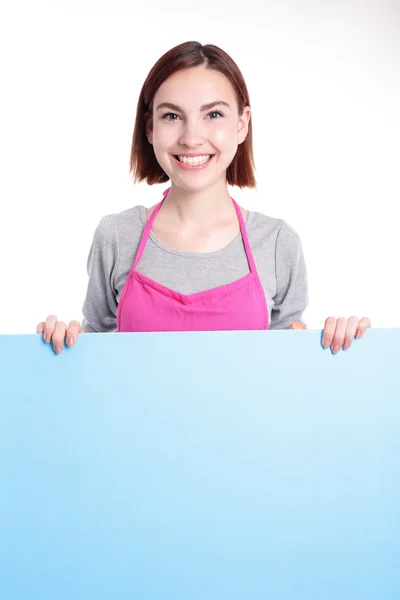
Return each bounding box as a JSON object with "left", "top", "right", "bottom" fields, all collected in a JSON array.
[{"left": 171, "top": 154, "right": 215, "bottom": 170}]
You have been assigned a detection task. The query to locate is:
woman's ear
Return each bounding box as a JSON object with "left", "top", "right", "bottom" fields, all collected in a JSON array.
[
  {"left": 237, "top": 106, "right": 251, "bottom": 145},
  {"left": 145, "top": 113, "right": 153, "bottom": 145}
]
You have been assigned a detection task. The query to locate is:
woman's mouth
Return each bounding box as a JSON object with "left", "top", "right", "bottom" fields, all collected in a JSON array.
[{"left": 172, "top": 154, "right": 215, "bottom": 170}]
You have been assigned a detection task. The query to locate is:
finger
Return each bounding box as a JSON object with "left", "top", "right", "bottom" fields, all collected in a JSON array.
[
  {"left": 343, "top": 316, "right": 359, "bottom": 350},
  {"left": 290, "top": 321, "right": 307, "bottom": 329},
  {"left": 322, "top": 317, "right": 337, "bottom": 349},
  {"left": 355, "top": 316, "right": 371, "bottom": 339},
  {"left": 36, "top": 322, "right": 45, "bottom": 334},
  {"left": 52, "top": 321, "right": 67, "bottom": 354},
  {"left": 43, "top": 315, "right": 58, "bottom": 343},
  {"left": 331, "top": 317, "right": 348, "bottom": 354},
  {"left": 66, "top": 320, "right": 84, "bottom": 347}
]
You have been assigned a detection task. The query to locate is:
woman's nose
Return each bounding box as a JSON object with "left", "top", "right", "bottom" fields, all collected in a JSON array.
[{"left": 179, "top": 121, "right": 205, "bottom": 147}]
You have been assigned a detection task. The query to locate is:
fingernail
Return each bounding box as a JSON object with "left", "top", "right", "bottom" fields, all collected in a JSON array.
[
  {"left": 44, "top": 333, "right": 49, "bottom": 343},
  {"left": 343, "top": 341, "right": 350, "bottom": 351},
  {"left": 356, "top": 330, "right": 362, "bottom": 339},
  {"left": 322, "top": 339, "right": 330, "bottom": 349},
  {"left": 68, "top": 337, "right": 74, "bottom": 347},
  {"left": 332, "top": 344, "right": 340, "bottom": 354}
]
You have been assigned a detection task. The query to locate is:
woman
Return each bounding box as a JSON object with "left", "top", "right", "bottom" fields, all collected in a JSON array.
[{"left": 36, "top": 41, "right": 370, "bottom": 354}]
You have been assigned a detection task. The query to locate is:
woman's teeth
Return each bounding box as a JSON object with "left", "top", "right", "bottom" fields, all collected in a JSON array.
[{"left": 176, "top": 155, "right": 211, "bottom": 165}]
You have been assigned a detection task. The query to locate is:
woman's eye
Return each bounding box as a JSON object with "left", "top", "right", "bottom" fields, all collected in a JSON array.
[
  {"left": 208, "top": 111, "right": 223, "bottom": 119},
  {"left": 162, "top": 111, "right": 223, "bottom": 121},
  {"left": 162, "top": 113, "right": 179, "bottom": 121}
]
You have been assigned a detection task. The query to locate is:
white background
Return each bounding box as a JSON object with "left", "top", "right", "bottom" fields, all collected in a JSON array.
[{"left": 1, "top": 0, "right": 399, "bottom": 334}]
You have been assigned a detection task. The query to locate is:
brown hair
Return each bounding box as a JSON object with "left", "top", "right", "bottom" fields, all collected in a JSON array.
[{"left": 129, "top": 41, "right": 256, "bottom": 189}]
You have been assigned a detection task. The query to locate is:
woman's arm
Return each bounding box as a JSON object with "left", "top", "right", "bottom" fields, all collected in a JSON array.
[
  {"left": 269, "top": 220, "right": 308, "bottom": 330},
  {"left": 81, "top": 213, "right": 119, "bottom": 333}
]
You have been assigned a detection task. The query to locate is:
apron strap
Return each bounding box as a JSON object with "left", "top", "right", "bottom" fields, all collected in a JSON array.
[
  {"left": 132, "top": 190, "right": 169, "bottom": 269},
  {"left": 231, "top": 198, "right": 257, "bottom": 274},
  {"left": 134, "top": 187, "right": 256, "bottom": 274}
]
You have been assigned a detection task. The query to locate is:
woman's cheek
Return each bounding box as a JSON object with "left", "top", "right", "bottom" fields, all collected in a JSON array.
[
  {"left": 213, "top": 126, "right": 239, "bottom": 155},
  {"left": 153, "top": 126, "right": 174, "bottom": 150}
]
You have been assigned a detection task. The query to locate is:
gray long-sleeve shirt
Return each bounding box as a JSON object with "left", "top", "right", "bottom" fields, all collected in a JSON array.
[{"left": 81, "top": 204, "right": 308, "bottom": 333}]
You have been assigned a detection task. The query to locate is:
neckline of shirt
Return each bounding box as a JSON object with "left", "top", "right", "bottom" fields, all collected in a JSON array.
[{"left": 139, "top": 205, "right": 254, "bottom": 258}]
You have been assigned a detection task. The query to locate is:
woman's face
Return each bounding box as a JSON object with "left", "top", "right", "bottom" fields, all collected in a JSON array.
[{"left": 147, "top": 66, "right": 250, "bottom": 192}]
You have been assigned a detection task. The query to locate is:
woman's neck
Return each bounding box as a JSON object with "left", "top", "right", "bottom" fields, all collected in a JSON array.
[{"left": 161, "top": 181, "right": 235, "bottom": 227}]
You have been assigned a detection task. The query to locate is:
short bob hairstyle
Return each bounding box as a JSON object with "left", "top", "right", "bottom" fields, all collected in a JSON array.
[{"left": 130, "top": 41, "right": 256, "bottom": 189}]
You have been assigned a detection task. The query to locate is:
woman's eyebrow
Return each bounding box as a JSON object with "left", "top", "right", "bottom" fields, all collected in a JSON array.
[{"left": 155, "top": 100, "right": 231, "bottom": 112}]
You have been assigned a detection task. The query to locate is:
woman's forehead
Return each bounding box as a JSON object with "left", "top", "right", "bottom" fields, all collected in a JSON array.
[
  {"left": 157, "top": 67, "right": 232, "bottom": 93},
  {"left": 154, "top": 68, "right": 235, "bottom": 104}
]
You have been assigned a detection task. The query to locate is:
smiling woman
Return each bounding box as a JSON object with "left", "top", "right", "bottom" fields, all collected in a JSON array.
[
  {"left": 36, "top": 40, "right": 370, "bottom": 354},
  {"left": 130, "top": 44, "right": 255, "bottom": 189}
]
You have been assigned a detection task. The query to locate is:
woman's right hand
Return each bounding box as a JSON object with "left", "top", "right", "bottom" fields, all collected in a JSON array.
[{"left": 36, "top": 315, "right": 86, "bottom": 354}]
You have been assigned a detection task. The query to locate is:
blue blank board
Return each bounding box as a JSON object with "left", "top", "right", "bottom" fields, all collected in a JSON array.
[{"left": 0, "top": 328, "right": 399, "bottom": 599}]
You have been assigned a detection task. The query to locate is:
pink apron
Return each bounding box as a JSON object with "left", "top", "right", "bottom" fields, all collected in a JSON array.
[{"left": 117, "top": 187, "right": 269, "bottom": 332}]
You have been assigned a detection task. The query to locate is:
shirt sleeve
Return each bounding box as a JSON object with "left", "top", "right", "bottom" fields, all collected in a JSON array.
[
  {"left": 80, "top": 214, "right": 119, "bottom": 333},
  {"left": 269, "top": 220, "right": 309, "bottom": 330}
]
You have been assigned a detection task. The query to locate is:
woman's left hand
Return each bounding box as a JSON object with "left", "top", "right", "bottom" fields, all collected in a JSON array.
[{"left": 290, "top": 316, "right": 371, "bottom": 354}]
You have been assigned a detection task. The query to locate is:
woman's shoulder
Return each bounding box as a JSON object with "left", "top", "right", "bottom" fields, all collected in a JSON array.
[
  {"left": 247, "top": 209, "right": 303, "bottom": 248},
  {"left": 247, "top": 209, "right": 282, "bottom": 230},
  {"left": 93, "top": 205, "right": 146, "bottom": 240}
]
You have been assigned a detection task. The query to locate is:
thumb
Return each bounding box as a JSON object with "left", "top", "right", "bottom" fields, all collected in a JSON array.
[{"left": 290, "top": 321, "right": 307, "bottom": 330}]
